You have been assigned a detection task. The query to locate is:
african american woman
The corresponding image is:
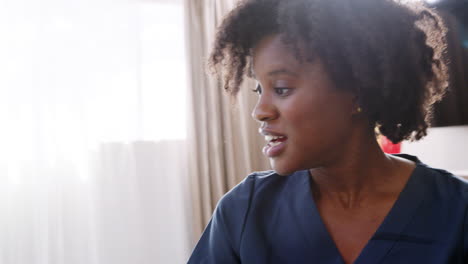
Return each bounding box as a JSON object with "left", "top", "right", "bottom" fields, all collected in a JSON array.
[{"left": 188, "top": 0, "right": 467, "bottom": 263}]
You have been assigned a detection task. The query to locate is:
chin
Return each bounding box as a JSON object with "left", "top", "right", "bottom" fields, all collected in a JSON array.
[{"left": 270, "top": 160, "right": 299, "bottom": 176}]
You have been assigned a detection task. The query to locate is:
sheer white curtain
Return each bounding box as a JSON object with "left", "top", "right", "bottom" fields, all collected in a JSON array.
[{"left": 0, "top": 0, "right": 190, "bottom": 263}]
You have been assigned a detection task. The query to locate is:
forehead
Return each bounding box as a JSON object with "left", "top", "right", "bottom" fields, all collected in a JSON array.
[{"left": 252, "top": 34, "right": 302, "bottom": 77}]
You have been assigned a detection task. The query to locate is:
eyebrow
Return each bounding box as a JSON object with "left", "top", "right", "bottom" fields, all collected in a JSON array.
[
  {"left": 251, "top": 68, "right": 298, "bottom": 80},
  {"left": 267, "top": 68, "right": 298, "bottom": 77}
]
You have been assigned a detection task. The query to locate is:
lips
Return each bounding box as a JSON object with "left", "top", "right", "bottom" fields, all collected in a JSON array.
[{"left": 259, "top": 129, "right": 288, "bottom": 157}]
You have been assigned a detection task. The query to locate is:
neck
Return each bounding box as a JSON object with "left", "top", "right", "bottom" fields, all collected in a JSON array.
[{"left": 309, "top": 131, "right": 408, "bottom": 209}]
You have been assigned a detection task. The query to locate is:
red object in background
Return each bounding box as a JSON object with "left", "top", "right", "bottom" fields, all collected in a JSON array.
[{"left": 379, "top": 136, "right": 402, "bottom": 154}]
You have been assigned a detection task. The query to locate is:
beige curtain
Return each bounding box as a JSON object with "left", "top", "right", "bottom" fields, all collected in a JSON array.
[{"left": 185, "top": 0, "right": 270, "bottom": 244}]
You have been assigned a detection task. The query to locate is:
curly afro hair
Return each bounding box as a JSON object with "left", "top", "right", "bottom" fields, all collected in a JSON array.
[{"left": 209, "top": 0, "right": 449, "bottom": 143}]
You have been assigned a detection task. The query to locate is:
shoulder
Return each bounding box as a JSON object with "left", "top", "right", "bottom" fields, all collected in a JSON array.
[
  {"left": 396, "top": 154, "right": 468, "bottom": 202},
  {"left": 421, "top": 167, "right": 468, "bottom": 256},
  {"left": 208, "top": 170, "right": 279, "bottom": 253},
  {"left": 216, "top": 169, "right": 306, "bottom": 223},
  {"left": 188, "top": 170, "right": 303, "bottom": 262},
  {"left": 217, "top": 169, "right": 304, "bottom": 211},
  {"left": 417, "top": 163, "right": 468, "bottom": 202},
  {"left": 214, "top": 170, "right": 302, "bottom": 247},
  {"left": 216, "top": 170, "right": 279, "bottom": 214}
]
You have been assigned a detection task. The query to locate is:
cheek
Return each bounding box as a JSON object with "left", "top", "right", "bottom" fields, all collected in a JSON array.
[
  {"left": 284, "top": 102, "right": 324, "bottom": 150},
  {"left": 286, "top": 96, "right": 330, "bottom": 130},
  {"left": 286, "top": 97, "right": 352, "bottom": 144}
]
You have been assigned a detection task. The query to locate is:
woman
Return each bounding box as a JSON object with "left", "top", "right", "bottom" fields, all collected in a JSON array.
[{"left": 188, "top": 0, "right": 468, "bottom": 263}]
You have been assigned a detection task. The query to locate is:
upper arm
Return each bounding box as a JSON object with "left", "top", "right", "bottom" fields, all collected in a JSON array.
[
  {"left": 187, "top": 202, "right": 241, "bottom": 264},
  {"left": 187, "top": 176, "right": 256, "bottom": 264}
]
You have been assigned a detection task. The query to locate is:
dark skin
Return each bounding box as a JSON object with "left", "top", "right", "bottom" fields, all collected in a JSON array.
[
  {"left": 311, "top": 136, "right": 415, "bottom": 263},
  {"left": 252, "top": 34, "right": 416, "bottom": 264}
]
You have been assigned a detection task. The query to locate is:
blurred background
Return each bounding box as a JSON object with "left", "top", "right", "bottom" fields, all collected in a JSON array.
[
  {"left": 0, "top": 0, "right": 466, "bottom": 263},
  {"left": 0, "top": 0, "right": 191, "bottom": 263}
]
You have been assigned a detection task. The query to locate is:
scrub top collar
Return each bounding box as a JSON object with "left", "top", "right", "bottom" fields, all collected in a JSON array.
[{"left": 288, "top": 154, "right": 427, "bottom": 264}]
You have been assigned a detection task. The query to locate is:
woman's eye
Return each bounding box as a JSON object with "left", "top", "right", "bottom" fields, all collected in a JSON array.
[
  {"left": 252, "top": 84, "right": 262, "bottom": 95},
  {"left": 274, "top": 87, "right": 291, "bottom": 96}
]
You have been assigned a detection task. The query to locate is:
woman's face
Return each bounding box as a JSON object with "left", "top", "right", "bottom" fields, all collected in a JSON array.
[{"left": 252, "top": 34, "right": 357, "bottom": 175}]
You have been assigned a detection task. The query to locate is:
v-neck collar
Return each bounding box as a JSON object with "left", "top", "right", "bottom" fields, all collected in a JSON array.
[
  {"left": 290, "top": 155, "right": 427, "bottom": 264},
  {"left": 290, "top": 171, "right": 344, "bottom": 263}
]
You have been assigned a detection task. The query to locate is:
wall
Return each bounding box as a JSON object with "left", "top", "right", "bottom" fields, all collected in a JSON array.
[{"left": 401, "top": 125, "right": 468, "bottom": 177}]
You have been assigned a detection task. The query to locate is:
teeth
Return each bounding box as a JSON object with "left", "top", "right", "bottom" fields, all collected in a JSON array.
[
  {"left": 269, "top": 141, "right": 282, "bottom": 147},
  {"left": 264, "top": 135, "right": 285, "bottom": 142}
]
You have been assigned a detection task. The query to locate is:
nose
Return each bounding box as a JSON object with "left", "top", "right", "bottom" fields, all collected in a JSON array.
[{"left": 251, "top": 94, "right": 278, "bottom": 122}]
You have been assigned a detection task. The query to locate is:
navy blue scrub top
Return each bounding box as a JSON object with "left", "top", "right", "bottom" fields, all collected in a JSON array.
[{"left": 188, "top": 155, "right": 468, "bottom": 263}]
